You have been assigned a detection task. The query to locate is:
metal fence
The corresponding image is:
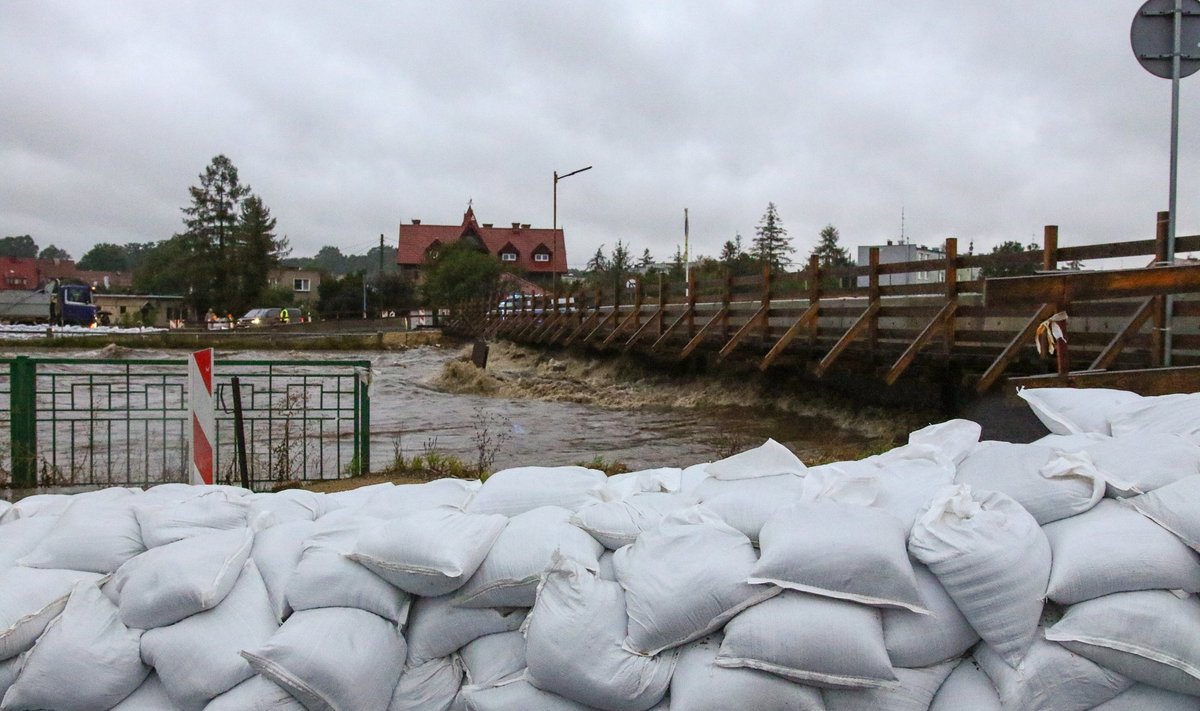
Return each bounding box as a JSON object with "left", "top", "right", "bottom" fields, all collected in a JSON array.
[{"left": 0, "top": 356, "right": 370, "bottom": 492}]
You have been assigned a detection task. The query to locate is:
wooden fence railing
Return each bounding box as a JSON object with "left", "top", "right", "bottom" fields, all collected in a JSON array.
[{"left": 467, "top": 212, "right": 1200, "bottom": 393}]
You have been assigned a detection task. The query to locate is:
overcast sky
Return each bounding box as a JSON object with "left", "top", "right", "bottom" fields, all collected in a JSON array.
[{"left": 2, "top": 2, "right": 1197, "bottom": 269}]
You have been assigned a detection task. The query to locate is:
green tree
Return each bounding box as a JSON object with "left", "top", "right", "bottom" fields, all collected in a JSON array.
[
  {"left": 980, "top": 240, "right": 1039, "bottom": 278},
  {"left": 752, "top": 203, "right": 794, "bottom": 270},
  {"left": 372, "top": 272, "right": 418, "bottom": 313},
  {"left": 231, "top": 194, "right": 288, "bottom": 314},
  {"left": 78, "top": 243, "right": 130, "bottom": 271},
  {"left": 422, "top": 241, "right": 502, "bottom": 312},
  {"left": 132, "top": 236, "right": 190, "bottom": 296},
  {"left": 312, "top": 246, "right": 350, "bottom": 275},
  {"left": 180, "top": 155, "right": 251, "bottom": 312},
  {"left": 637, "top": 248, "right": 654, "bottom": 270},
  {"left": 585, "top": 245, "right": 610, "bottom": 273},
  {"left": 0, "top": 235, "right": 38, "bottom": 258},
  {"left": 38, "top": 245, "right": 71, "bottom": 261},
  {"left": 317, "top": 271, "right": 366, "bottom": 318},
  {"left": 811, "top": 224, "right": 853, "bottom": 268}
]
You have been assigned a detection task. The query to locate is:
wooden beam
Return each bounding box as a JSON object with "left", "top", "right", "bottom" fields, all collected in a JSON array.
[
  {"left": 651, "top": 306, "right": 693, "bottom": 352},
  {"left": 814, "top": 301, "right": 880, "bottom": 377},
  {"left": 884, "top": 301, "right": 957, "bottom": 385},
  {"left": 759, "top": 303, "right": 819, "bottom": 371},
  {"left": 622, "top": 305, "right": 665, "bottom": 353},
  {"left": 718, "top": 304, "right": 769, "bottom": 361},
  {"left": 562, "top": 310, "right": 600, "bottom": 347},
  {"left": 601, "top": 306, "right": 643, "bottom": 348},
  {"left": 583, "top": 308, "right": 619, "bottom": 344},
  {"left": 1089, "top": 297, "right": 1156, "bottom": 371},
  {"left": 679, "top": 306, "right": 729, "bottom": 359},
  {"left": 975, "top": 302, "right": 1057, "bottom": 394},
  {"left": 983, "top": 263, "right": 1200, "bottom": 305}
]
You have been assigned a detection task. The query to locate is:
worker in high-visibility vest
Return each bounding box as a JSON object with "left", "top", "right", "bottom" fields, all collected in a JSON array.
[{"left": 280, "top": 308, "right": 290, "bottom": 325}]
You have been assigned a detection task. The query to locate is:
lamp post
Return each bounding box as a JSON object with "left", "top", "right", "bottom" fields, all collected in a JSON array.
[{"left": 553, "top": 165, "right": 591, "bottom": 291}]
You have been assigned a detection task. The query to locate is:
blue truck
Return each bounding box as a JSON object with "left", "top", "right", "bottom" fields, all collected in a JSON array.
[{"left": 0, "top": 281, "right": 98, "bottom": 326}]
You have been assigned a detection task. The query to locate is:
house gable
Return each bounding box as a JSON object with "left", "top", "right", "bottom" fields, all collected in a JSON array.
[{"left": 396, "top": 205, "right": 568, "bottom": 276}]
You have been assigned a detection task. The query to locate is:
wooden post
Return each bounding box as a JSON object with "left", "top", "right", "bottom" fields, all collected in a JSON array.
[
  {"left": 657, "top": 273, "right": 667, "bottom": 337},
  {"left": 1152, "top": 211, "right": 1169, "bottom": 367},
  {"left": 1043, "top": 225, "right": 1058, "bottom": 272},
  {"left": 944, "top": 237, "right": 957, "bottom": 356},
  {"left": 761, "top": 263, "right": 772, "bottom": 342},
  {"left": 633, "top": 278, "right": 643, "bottom": 330},
  {"left": 807, "top": 254, "right": 821, "bottom": 346},
  {"left": 867, "top": 247, "right": 880, "bottom": 355},
  {"left": 721, "top": 271, "right": 733, "bottom": 340},
  {"left": 686, "top": 273, "right": 697, "bottom": 339}
]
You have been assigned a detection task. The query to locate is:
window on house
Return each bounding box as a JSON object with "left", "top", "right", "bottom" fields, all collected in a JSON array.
[
  {"left": 293, "top": 278, "right": 311, "bottom": 292},
  {"left": 501, "top": 252, "right": 518, "bottom": 262},
  {"left": 533, "top": 253, "right": 551, "bottom": 263}
]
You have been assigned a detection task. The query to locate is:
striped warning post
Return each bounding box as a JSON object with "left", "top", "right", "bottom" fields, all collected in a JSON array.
[{"left": 189, "top": 348, "right": 215, "bottom": 485}]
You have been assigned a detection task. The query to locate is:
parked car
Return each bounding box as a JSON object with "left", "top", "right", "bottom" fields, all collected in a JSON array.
[{"left": 237, "top": 307, "right": 282, "bottom": 328}]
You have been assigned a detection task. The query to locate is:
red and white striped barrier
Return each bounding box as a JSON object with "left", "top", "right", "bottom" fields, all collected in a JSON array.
[{"left": 189, "top": 348, "right": 215, "bottom": 485}]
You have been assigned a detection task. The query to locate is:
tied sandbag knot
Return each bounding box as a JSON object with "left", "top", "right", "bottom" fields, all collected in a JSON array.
[{"left": 1035, "top": 311, "right": 1068, "bottom": 357}]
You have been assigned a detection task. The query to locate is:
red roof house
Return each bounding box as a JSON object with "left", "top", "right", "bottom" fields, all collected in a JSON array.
[{"left": 397, "top": 206, "right": 568, "bottom": 284}]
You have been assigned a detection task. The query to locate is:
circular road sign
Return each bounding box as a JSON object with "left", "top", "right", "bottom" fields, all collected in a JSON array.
[{"left": 1131, "top": 0, "right": 1200, "bottom": 79}]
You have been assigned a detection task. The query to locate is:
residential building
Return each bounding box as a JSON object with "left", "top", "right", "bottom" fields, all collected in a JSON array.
[
  {"left": 268, "top": 267, "right": 322, "bottom": 305},
  {"left": 0, "top": 256, "right": 132, "bottom": 292},
  {"left": 92, "top": 294, "right": 185, "bottom": 328},
  {"left": 396, "top": 205, "right": 568, "bottom": 285},
  {"left": 856, "top": 242, "right": 982, "bottom": 287}
]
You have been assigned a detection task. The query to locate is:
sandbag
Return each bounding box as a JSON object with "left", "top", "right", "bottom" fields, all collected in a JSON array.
[
  {"left": 405, "top": 594, "right": 526, "bottom": 667},
  {"left": 613, "top": 506, "right": 779, "bottom": 655},
  {"left": 606, "top": 467, "right": 682, "bottom": 498},
  {"left": 822, "top": 660, "right": 957, "bottom": 711},
  {"left": 358, "top": 479, "right": 480, "bottom": 518},
  {"left": 691, "top": 474, "right": 805, "bottom": 543},
  {"left": 954, "top": 441, "right": 1104, "bottom": 524},
  {"left": 882, "top": 561, "right": 979, "bottom": 668},
  {"left": 242, "top": 607, "right": 406, "bottom": 711},
  {"left": 1108, "top": 391, "right": 1200, "bottom": 439},
  {"left": 19, "top": 493, "right": 145, "bottom": 573},
  {"left": 524, "top": 555, "right": 676, "bottom": 711},
  {"left": 0, "top": 582, "right": 148, "bottom": 711},
  {"left": 0, "top": 494, "right": 72, "bottom": 523},
  {"left": 321, "top": 482, "right": 395, "bottom": 509},
  {"left": 457, "top": 506, "right": 603, "bottom": 608},
  {"left": 715, "top": 591, "right": 897, "bottom": 689},
  {"left": 908, "top": 485, "right": 1051, "bottom": 667},
  {"left": 460, "top": 631, "right": 526, "bottom": 688},
  {"left": 0, "top": 516, "right": 58, "bottom": 570},
  {"left": 0, "top": 567, "right": 103, "bottom": 661},
  {"left": 670, "top": 635, "right": 825, "bottom": 711},
  {"left": 1126, "top": 474, "right": 1200, "bottom": 551},
  {"left": 251, "top": 519, "right": 317, "bottom": 622},
  {"left": 203, "top": 675, "right": 306, "bottom": 710},
  {"left": 1090, "top": 683, "right": 1200, "bottom": 710},
  {"left": 387, "top": 656, "right": 464, "bottom": 711},
  {"left": 1045, "top": 590, "right": 1200, "bottom": 696},
  {"left": 1079, "top": 432, "right": 1200, "bottom": 496},
  {"left": 1042, "top": 499, "right": 1200, "bottom": 605},
  {"left": 114, "top": 527, "right": 254, "bottom": 629},
  {"left": 703, "top": 438, "right": 806, "bottom": 480},
  {"left": 1018, "top": 387, "right": 1142, "bottom": 435},
  {"left": 135, "top": 491, "right": 252, "bottom": 548},
  {"left": 570, "top": 493, "right": 691, "bottom": 550},
  {"left": 286, "top": 520, "right": 411, "bottom": 624},
  {"left": 803, "top": 455, "right": 954, "bottom": 532},
  {"left": 928, "top": 659, "right": 1000, "bottom": 711},
  {"left": 109, "top": 674, "right": 180, "bottom": 711},
  {"left": 466, "top": 466, "right": 609, "bottom": 517},
  {"left": 904, "top": 418, "right": 982, "bottom": 467},
  {"left": 247, "top": 489, "right": 331, "bottom": 526},
  {"left": 752, "top": 500, "right": 925, "bottom": 612},
  {"left": 140, "top": 560, "right": 278, "bottom": 711},
  {"left": 348, "top": 507, "right": 508, "bottom": 597},
  {"left": 976, "top": 636, "right": 1132, "bottom": 711},
  {"left": 461, "top": 679, "right": 598, "bottom": 711},
  {"left": 0, "top": 658, "right": 16, "bottom": 701}
]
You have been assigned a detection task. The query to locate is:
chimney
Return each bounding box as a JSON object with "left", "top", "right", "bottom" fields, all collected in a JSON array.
[
  {"left": 482, "top": 223, "right": 493, "bottom": 228},
  {"left": 411, "top": 219, "right": 421, "bottom": 225},
  {"left": 521, "top": 224, "right": 531, "bottom": 229},
  {"left": 887, "top": 240, "right": 892, "bottom": 245},
  {"left": 512, "top": 222, "right": 521, "bottom": 229}
]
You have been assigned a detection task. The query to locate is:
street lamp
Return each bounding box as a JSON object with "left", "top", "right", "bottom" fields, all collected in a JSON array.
[{"left": 553, "top": 165, "right": 592, "bottom": 236}]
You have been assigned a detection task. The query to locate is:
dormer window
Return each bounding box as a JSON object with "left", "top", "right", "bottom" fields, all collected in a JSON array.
[
  {"left": 501, "top": 252, "right": 518, "bottom": 262},
  {"left": 425, "top": 240, "right": 442, "bottom": 260},
  {"left": 533, "top": 253, "right": 550, "bottom": 263}
]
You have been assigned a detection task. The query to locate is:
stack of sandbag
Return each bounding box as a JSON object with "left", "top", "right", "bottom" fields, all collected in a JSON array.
[{"left": 2, "top": 390, "right": 1200, "bottom": 710}]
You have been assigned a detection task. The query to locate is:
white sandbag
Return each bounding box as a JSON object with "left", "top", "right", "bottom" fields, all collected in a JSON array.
[
  {"left": 1031, "top": 432, "right": 1108, "bottom": 449},
  {"left": 807, "top": 455, "right": 955, "bottom": 531},
  {"left": 525, "top": 555, "right": 676, "bottom": 711},
  {"left": 358, "top": 478, "right": 481, "bottom": 518},
  {"left": 0, "top": 567, "right": 103, "bottom": 661},
  {"left": 597, "top": 550, "right": 616, "bottom": 581},
  {"left": 822, "top": 660, "right": 957, "bottom": 711},
  {"left": 928, "top": 659, "right": 1000, "bottom": 711},
  {"left": 462, "top": 678, "right": 597, "bottom": 711},
  {"left": 405, "top": 594, "right": 526, "bottom": 667},
  {"left": 251, "top": 519, "right": 317, "bottom": 623},
  {"left": 0, "top": 657, "right": 16, "bottom": 701},
  {"left": 678, "top": 462, "right": 710, "bottom": 496},
  {"left": 136, "top": 491, "right": 252, "bottom": 548},
  {"left": 1045, "top": 590, "right": 1200, "bottom": 696},
  {"left": 1108, "top": 391, "right": 1200, "bottom": 438},
  {"left": 976, "top": 636, "right": 1133, "bottom": 711},
  {"left": 1, "top": 582, "right": 148, "bottom": 711},
  {"left": 321, "top": 482, "right": 394, "bottom": 509},
  {"left": 613, "top": 506, "right": 779, "bottom": 655},
  {"left": 348, "top": 507, "right": 508, "bottom": 597},
  {"left": 1043, "top": 499, "right": 1200, "bottom": 605},
  {"left": 1080, "top": 432, "right": 1200, "bottom": 496},
  {"left": 286, "top": 520, "right": 411, "bottom": 624},
  {"left": 1127, "top": 474, "right": 1200, "bottom": 551},
  {"left": 1090, "top": 683, "right": 1200, "bottom": 710},
  {"left": 466, "top": 466, "right": 609, "bottom": 517},
  {"left": 691, "top": 474, "right": 805, "bottom": 542},
  {"left": 0, "top": 502, "right": 9, "bottom": 523},
  {"left": 606, "top": 468, "right": 682, "bottom": 498},
  {"left": 715, "top": 590, "right": 896, "bottom": 689},
  {"left": 242, "top": 607, "right": 406, "bottom": 711},
  {"left": 114, "top": 527, "right": 254, "bottom": 629},
  {"left": 704, "top": 438, "right": 806, "bottom": 480},
  {"left": 0, "top": 516, "right": 58, "bottom": 570},
  {"left": 1018, "top": 387, "right": 1143, "bottom": 435},
  {"left": 109, "top": 674, "right": 180, "bottom": 711},
  {"left": 247, "top": 489, "right": 330, "bottom": 526},
  {"left": 904, "top": 418, "right": 982, "bottom": 467},
  {"left": 204, "top": 675, "right": 306, "bottom": 710},
  {"left": 954, "top": 441, "right": 1104, "bottom": 524},
  {"left": 457, "top": 506, "right": 603, "bottom": 608},
  {"left": 882, "top": 561, "right": 979, "bottom": 668},
  {"left": 0, "top": 494, "right": 73, "bottom": 524},
  {"left": 670, "top": 635, "right": 825, "bottom": 711},
  {"left": 460, "top": 631, "right": 526, "bottom": 687},
  {"left": 570, "top": 493, "right": 691, "bottom": 550},
  {"left": 387, "top": 656, "right": 464, "bottom": 711},
  {"left": 908, "top": 485, "right": 1051, "bottom": 667},
  {"left": 18, "top": 494, "right": 145, "bottom": 573},
  {"left": 140, "top": 560, "right": 278, "bottom": 711},
  {"left": 752, "top": 500, "right": 925, "bottom": 612}
]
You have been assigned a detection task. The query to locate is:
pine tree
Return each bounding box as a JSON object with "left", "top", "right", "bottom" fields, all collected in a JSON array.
[
  {"left": 637, "top": 248, "right": 654, "bottom": 270},
  {"left": 752, "top": 203, "right": 795, "bottom": 270},
  {"left": 233, "top": 194, "right": 289, "bottom": 313},
  {"left": 811, "top": 224, "right": 853, "bottom": 268},
  {"left": 180, "top": 155, "right": 251, "bottom": 312},
  {"left": 586, "top": 245, "right": 610, "bottom": 273}
]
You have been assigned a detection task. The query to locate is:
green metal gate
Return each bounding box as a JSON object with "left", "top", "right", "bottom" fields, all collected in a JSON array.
[{"left": 0, "top": 356, "right": 371, "bottom": 492}]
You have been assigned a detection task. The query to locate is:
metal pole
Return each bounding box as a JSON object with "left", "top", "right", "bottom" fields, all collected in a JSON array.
[
  {"left": 230, "top": 376, "right": 250, "bottom": 489},
  {"left": 683, "top": 208, "right": 690, "bottom": 297},
  {"left": 1165, "top": 0, "right": 1183, "bottom": 365}
]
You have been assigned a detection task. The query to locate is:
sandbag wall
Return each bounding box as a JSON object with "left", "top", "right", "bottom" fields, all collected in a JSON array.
[{"left": 1, "top": 387, "right": 1200, "bottom": 710}]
